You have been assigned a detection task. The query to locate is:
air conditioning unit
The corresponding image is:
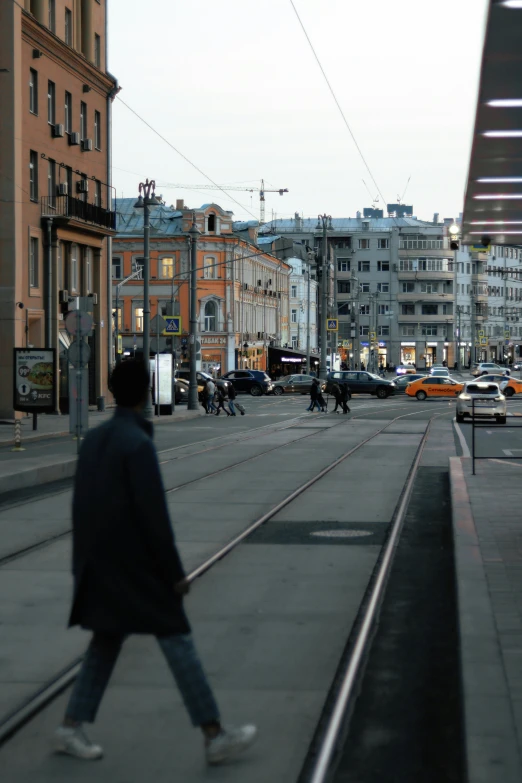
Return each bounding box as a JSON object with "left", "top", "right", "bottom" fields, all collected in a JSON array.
[
  {"left": 90, "top": 293, "right": 98, "bottom": 305},
  {"left": 53, "top": 123, "right": 64, "bottom": 138},
  {"left": 69, "top": 132, "right": 80, "bottom": 146},
  {"left": 77, "top": 179, "right": 88, "bottom": 193},
  {"left": 59, "top": 289, "right": 69, "bottom": 303},
  {"left": 68, "top": 296, "right": 80, "bottom": 310},
  {"left": 58, "top": 183, "right": 68, "bottom": 196},
  {"left": 82, "top": 138, "right": 93, "bottom": 151}
]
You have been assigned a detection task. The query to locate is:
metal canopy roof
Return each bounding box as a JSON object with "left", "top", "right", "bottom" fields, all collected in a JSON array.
[{"left": 462, "top": 0, "right": 522, "bottom": 246}]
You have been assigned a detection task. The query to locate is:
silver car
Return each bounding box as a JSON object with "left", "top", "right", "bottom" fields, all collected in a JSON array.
[{"left": 456, "top": 381, "right": 507, "bottom": 424}]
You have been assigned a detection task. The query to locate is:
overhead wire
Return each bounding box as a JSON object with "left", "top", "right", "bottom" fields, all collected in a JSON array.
[{"left": 116, "top": 97, "right": 259, "bottom": 222}]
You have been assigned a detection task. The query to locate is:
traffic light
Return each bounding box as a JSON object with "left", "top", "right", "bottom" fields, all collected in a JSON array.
[{"left": 450, "top": 238, "right": 459, "bottom": 250}]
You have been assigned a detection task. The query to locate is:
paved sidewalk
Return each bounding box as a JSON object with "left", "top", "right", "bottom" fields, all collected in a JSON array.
[
  {"left": 450, "top": 456, "right": 522, "bottom": 783},
  {"left": 0, "top": 407, "right": 203, "bottom": 495}
]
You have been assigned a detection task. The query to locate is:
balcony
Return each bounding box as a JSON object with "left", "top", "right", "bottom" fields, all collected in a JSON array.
[
  {"left": 398, "top": 270, "right": 453, "bottom": 281},
  {"left": 398, "top": 314, "right": 453, "bottom": 323},
  {"left": 41, "top": 196, "right": 116, "bottom": 232},
  {"left": 397, "top": 293, "right": 454, "bottom": 303}
]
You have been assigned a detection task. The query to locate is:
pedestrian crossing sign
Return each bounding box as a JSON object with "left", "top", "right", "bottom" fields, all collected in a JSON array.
[
  {"left": 327, "top": 319, "right": 338, "bottom": 331},
  {"left": 162, "top": 317, "right": 182, "bottom": 336}
]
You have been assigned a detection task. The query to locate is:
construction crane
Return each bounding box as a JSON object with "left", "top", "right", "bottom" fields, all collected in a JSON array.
[{"left": 156, "top": 179, "right": 288, "bottom": 225}]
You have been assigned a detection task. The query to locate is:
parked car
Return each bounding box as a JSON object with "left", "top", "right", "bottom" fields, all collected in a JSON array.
[
  {"left": 456, "top": 382, "right": 506, "bottom": 424},
  {"left": 471, "top": 362, "right": 509, "bottom": 377},
  {"left": 430, "top": 368, "right": 451, "bottom": 378},
  {"left": 390, "top": 374, "right": 428, "bottom": 394},
  {"left": 220, "top": 369, "right": 273, "bottom": 396},
  {"left": 326, "top": 371, "right": 395, "bottom": 399},
  {"left": 406, "top": 376, "right": 464, "bottom": 400},
  {"left": 176, "top": 370, "right": 232, "bottom": 397},
  {"left": 271, "top": 374, "right": 326, "bottom": 396},
  {"left": 175, "top": 378, "right": 190, "bottom": 404},
  {"left": 395, "top": 364, "right": 417, "bottom": 375}
]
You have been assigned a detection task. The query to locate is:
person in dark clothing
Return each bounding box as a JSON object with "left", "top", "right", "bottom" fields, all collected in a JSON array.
[
  {"left": 307, "top": 379, "right": 321, "bottom": 411},
  {"left": 200, "top": 383, "right": 209, "bottom": 414},
  {"left": 227, "top": 383, "right": 237, "bottom": 416},
  {"left": 340, "top": 383, "right": 351, "bottom": 414},
  {"left": 215, "top": 387, "right": 231, "bottom": 416},
  {"left": 53, "top": 360, "right": 256, "bottom": 764},
  {"left": 331, "top": 382, "right": 342, "bottom": 413},
  {"left": 360, "top": 362, "right": 365, "bottom": 371}
]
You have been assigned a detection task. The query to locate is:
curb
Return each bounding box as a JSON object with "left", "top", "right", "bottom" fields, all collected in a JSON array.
[
  {"left": 449, "top": 456, "right": 522, "bottom": 783},
  {"left": 0, "top": 409, "right": 204, "bottom": 448}
]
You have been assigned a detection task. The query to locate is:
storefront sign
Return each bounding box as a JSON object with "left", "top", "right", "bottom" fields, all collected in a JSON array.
[
  {"left": 13, "top": 348, "right": 56, "bottom": 412},
  {"left": 201, "top": 336, "right": 227, "bottom": 345},
  {"left": 281, "top": 356, "right": 305, "bottom": 363},
  {"left": 360, "top": 342, "right": 387, "bottom": 348}
]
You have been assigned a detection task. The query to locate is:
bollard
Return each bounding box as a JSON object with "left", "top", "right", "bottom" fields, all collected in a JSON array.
[{"left": 11, "top": 420, "right": 25, "bottom": 452}]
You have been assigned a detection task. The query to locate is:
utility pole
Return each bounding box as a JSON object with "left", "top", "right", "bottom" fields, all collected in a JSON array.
[
  {"left": 134, "top": 179, "right": 160, "bottom": 418},
  {"left": 317, "top": 214, "right": 331, "bottom": 379},
  {"left": 471, "top": 278, "right": 476, "bottom": 367},
  {"left": 188, "top": 214, "right": 200, "bottom": 410},
  {"left": 351, "top": 270, "right": 360, "bottom": 369},
  {"left": 306, "top": 251, "right": 313, "bottom": 374}
]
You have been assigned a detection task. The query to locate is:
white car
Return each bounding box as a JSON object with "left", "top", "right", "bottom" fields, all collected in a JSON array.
[
  {"left": 456, "top": 381, "right": 506, "bottom": 424},
  {"left": 430, "top": 367, "right": 450, "bottom": 377},
  {"left": 471, "top": 362, "right": 509, "bottom": 377}
]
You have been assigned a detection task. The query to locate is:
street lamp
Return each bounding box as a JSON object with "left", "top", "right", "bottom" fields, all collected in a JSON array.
[
  {"left": 134, "top": 179, "right": 161, "bottom": 417},
  {"left": 448, "top": 223, "right": 460, "bottom": 370},
  {"left": 187, "top": 214, "right": 200, "bottom": 410},
  {"left": 317, "top": 214, "right": 332, "bottom": 379}
]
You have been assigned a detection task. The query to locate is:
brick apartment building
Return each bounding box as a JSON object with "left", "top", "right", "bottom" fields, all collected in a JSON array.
[{"left": 0, "top": 0, "right": 117, "bottom": 417}]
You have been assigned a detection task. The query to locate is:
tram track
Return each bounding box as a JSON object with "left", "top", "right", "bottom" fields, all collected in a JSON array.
[{"left": 0, "top": 407, "right": 447, "bottom": 750}]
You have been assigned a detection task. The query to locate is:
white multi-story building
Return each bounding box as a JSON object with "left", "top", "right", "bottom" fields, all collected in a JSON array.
[{"left": 287, "top": 257, "right": 318, "bottom": 354}]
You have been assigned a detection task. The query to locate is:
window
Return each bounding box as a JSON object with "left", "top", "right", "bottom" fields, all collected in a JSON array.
[
  {"left": 94, "top": 180, "right": 102, "bottom": 207},
  {"left": 399, "top": 259, "right": 415, "bottom": 271},
  {"left": 291, "top": 309, "right": 297, "bottom": 323},
  {"left": 207, "top": 213, "right": 216, "bottom": 233},
  {"left": 421, "top": 282, "right": 439, "bottom": 294},
  {"left": 160, "top": 257, "right": 174, "bottom": 279},
  {"left": 113, "top": 307, "right": 123, "bottom": 331},
  {"left": 377, "top": 282, "right": 389, "bottom": 293},
  {"left": 70, "top": 244, "right": 78, "bottom": 292},
  {"left": 94, "top": 33, "right": 101, "bottom": 67},
  {"left": 29, "top": 151, "right": 38, "bottom": 202},
  {"left": 338, "top": 281, "right": 351, "bottom": 294},
  {"left": 360, "top": 304, "right": 370, "bottom": 315},
  {"left": 358, "top": 261, "right": 370, "bottom": 272},
  {"left": 421, "top": 324, "right": 438, "bottom": 336},
  {"left": 466, "top": 263, "right": 471, "bottom": 274},
  {"left": 360, "top": 283, "right": 370, "bottom": 293},
  {"left": 29, "top": 69, "right": 38, "bottom": 114},
  {"left": 112, "top": 257, "right": 122, "bottom": 279},
  {"left": 29, "top": 237, "right": 39, "bottom": 288},
  {"left": 47, "top": 159, "right": 56, "bottom": 202},
  {"left": 66, "top": 166, "right": 73, "bottom": 196},
  {"left": 65, "top": 8, "right": 72, "bottom": 45},
  {"left": 337, "top": 259, "right": 350, "bottom": 272},
  {"left": 378, "top": 325, "right": 390, "bottom": 336},
  {"left": 133, "top": 257, "right": 144, "bottom": 277},
  {"left": 402, "top": 282, "right": 414, "bottom": 293},
  {"left": 401, "top": 304, "right": 415, "bottom": 315},
  {"left": 47, "top": 80, "right": 55, "bottom": 125},
  {"left": 291, "top": 336, "right": 298, "bottom": 349},
  {"left": 402, "top": 325, "right": 415, "bottom": 336},
  {"left": 85, "top": 247, "right": 93, "bottom": 293},
  {"left": 378, "top": 304, "right": 391, "bottom": 315},
  {"left": 337, "top": 302, "right": 350, "bottom": 315},
  {"left": 291, "top": 285, "right": 297, "bottom": 298},
  {"left": 80, "top": 101, "right": 87, "bottom": 140},
  {"left": 203, "top": 256, "right": 217, "bottom": 279},
  {"left": 48, "top": 0, "right": 55, "bottom": 31},
  {"left": 94, "top": 110, "right": 101, "bottom": 149},
  {"left": 134, "top": 307, "right": 144, "bottom": 332},
  {"left": 377, "top": 260, "right": 389, "bottom": 272},
  {"left": 421, "top": 304, "right": 438, "bottom": 315},
  {"left": 359, "top": 325, "right": 369, "bottom": 336},
  {"left": 64, "top": 91, "right": 72, "bottom": 133},
  {"left": 204, "top": 300, "right": 217, "bottom": 331},
  {"left": 358, "top": 238, "right": 370, "bottom": 250},
  {"left": 377, "top": 239, "right": 389, "bottom": 249}
]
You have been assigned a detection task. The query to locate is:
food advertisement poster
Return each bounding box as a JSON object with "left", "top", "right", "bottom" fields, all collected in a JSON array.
[{"left": 13, "top": 349, "right": 55, "bottom": 412}]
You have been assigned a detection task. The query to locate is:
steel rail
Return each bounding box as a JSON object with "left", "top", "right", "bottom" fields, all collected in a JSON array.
[{"left": 0, "top": 407, "right": 433, "bottom": 748}]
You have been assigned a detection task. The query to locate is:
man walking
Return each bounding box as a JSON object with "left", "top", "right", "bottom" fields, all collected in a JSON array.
[
  {"left": 330, "top": 381, "right": 342, "bottom": 413},
  {"left": 227, "top": 383, "right": 237, "bottom": 416},
  {"left": 53, "top": 360, "right": 256, "bottom": 764},
  {"left": 215, "top": 386, "right": 231, "bottom": 416},
  {"left": 307, "top": 378, "right": 321, "bottom": 412},
  {"left": 206, "top": 378, "right": 217, "bottom": 413},
  {"left": 340, "top": 382, "right": 351, "bottom": 414}
]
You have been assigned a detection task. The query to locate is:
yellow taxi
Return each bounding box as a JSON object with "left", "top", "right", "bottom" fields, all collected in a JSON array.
[
  {"left": 479, "top": 374, "right": 522, "bottom": 398},
  {"left": 406, "top": 376, "right": 464, "bottom": 400}
]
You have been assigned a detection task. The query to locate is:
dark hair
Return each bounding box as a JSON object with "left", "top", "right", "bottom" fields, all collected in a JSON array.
[{"left": 109, "top": 360, "right": 149, "bottom": 408}]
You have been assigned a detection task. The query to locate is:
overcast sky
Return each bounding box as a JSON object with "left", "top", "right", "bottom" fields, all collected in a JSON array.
[{"left": 108, "top": 0, "right": 489, "bottom": 224}]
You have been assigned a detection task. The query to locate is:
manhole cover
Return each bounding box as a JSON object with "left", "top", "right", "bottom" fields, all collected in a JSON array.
[{"left": 311, "top": 530, "right": 374, "bottom": 539}]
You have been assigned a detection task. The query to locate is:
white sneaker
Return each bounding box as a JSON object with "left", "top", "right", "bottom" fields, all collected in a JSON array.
[
  {"left": 206, "top": 724, "right": 257, "bottom": 765},
  {"left": 54, "top": 725, "right": 103, "bottom": 760}
]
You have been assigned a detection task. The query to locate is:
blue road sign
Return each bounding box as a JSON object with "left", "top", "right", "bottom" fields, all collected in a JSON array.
[{"left": 162, "top": 316, "right": 182, "bottom": 336}]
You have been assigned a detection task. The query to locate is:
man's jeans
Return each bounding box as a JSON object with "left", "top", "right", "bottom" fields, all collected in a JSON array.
[
  {"left": 65, "top": 633, "right": 220, "bottom": 727},
  {"left": 228, "top": 401, "right": 236, "bottom": 415}
]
